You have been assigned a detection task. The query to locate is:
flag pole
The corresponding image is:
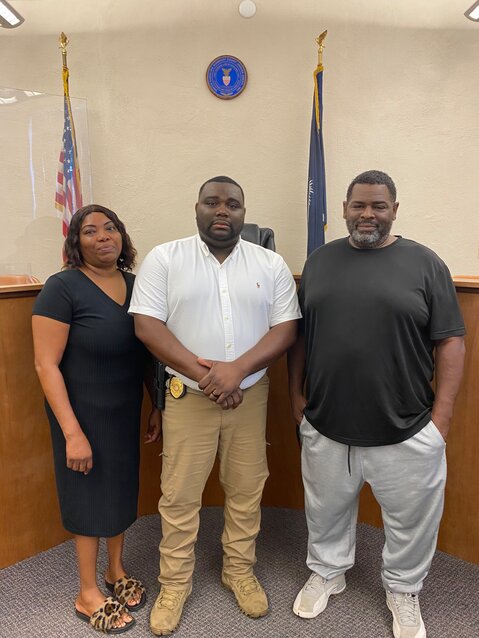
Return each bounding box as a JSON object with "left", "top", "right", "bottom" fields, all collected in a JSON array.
[
  {"left": 55, "top": 32, "right": 83, "bottom": 241},
  {"left": 58, "top": 32, "right": 70, "bottom": 97},
  {"left": 316, "top": 30, "right": 327, "bottom": 67},
  {"left": 59, "top": 32, "right": 68, "bottom": 68},
  {"left": 313, "top": 31, "right": 327, "bottom": 134},
  {"left": 306, "top": 30, "right": 328, "bottom": 256}
]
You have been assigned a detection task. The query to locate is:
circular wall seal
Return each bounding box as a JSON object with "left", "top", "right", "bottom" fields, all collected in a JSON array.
[{"left": 206, "top": 55, "right": 248, "bottom": 100}]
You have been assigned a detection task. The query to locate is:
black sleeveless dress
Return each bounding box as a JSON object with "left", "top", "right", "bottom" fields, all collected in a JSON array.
[{"left": 33, "top": 269, "right": 145, "bottom": 537}]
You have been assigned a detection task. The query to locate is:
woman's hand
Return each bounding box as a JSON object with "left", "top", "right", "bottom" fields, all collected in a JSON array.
[
  {"left": 145, "top": 408, "right": 162, "bottom": 443},
  {"left": 65, "top": 431, "right": 93, "bottom": 475}
]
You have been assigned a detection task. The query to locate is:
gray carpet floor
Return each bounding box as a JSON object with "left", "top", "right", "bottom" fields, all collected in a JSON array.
[{"left": 1, "top": 507, "right": 478, "bottom": 637}]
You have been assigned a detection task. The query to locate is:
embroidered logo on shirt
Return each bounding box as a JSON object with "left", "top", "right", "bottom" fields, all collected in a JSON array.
[{"left": 256, "top": 282, "right": 260, "bottom": 288}]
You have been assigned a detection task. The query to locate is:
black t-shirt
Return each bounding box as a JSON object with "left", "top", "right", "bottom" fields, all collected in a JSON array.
[{"left": 299, "top": 237, "right": 465, "bottom": 446}]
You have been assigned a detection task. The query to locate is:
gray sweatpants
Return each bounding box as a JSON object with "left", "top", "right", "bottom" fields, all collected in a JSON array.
[{"left": 300, "top": 418, "right": 447, "bottom": 593}]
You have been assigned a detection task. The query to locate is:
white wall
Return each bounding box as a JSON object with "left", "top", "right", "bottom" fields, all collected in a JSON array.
[{"left": 1, "top": 1, "right": 478, "bottom": 279}]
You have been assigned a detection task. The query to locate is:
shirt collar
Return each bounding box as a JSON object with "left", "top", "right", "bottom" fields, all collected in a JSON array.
[{"left": 196, "top": 234, "right": 242, "bottom": 260}]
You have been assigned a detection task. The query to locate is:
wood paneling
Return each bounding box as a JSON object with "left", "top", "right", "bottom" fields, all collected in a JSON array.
[
  {"left": 437, "top": 289, "right": 479, "bottom": 558},
  {"left": 1, "top": 282, "right": 478, "bottom": 567},
  {"left": 0, "top": 291, "right": 70, "bottom": 568}
]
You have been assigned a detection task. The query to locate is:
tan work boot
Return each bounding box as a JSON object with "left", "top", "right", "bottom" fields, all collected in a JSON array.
[
  {"left": 221, "top": 572, "right": 269, "bottom": 618},
  {"left": 149, "top": 585, "right": 192, "bottom": 636}
]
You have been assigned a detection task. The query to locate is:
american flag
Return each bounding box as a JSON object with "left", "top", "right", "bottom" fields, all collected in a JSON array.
[{"left": 55, "top": 89, "right": 83, "bottom": 237}]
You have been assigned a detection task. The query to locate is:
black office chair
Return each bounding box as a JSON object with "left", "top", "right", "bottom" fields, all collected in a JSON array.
[{"left": 241, "top": 223, "right": 276, "bottom": 252}]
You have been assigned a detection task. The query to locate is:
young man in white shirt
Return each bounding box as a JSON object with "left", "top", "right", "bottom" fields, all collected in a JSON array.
[{"left": 129, "top": 176, "right": 300, "bottom": 635}]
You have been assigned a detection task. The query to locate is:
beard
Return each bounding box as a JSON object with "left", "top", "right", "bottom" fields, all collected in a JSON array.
[
  {"left": 346, "top": 219, "right": 393, "bottom": 248},
  {"left": 205, "top": 223, "right": 236, "bottom": 243}
]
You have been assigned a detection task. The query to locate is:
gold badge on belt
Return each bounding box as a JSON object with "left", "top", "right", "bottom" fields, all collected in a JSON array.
[{"left": 169, "top": 376, "right": 186, "bottom": 399}]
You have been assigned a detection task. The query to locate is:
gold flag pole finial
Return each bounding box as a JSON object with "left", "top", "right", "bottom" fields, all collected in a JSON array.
[
  {"left": 316, "top": 30, "right": 327, "bottom": 67},
  {"left": 58, "top": 32, "right": 70, "bottom": 96},
  {"left": 59, "top": 32, "right": 69, "bottom": 68}
]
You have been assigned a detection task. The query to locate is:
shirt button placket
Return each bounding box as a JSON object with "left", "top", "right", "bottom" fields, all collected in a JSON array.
[{"left": 219, "top": 268, "right": 235, "bottom": 360}]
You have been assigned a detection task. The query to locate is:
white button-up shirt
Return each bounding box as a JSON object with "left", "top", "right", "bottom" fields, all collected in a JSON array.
[{"left": 129, "top": 235, "right": 301, "bottom": 389}]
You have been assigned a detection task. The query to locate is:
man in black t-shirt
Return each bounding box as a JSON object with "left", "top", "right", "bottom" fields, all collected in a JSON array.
[{"left": 288, "top": 170, "right": 465, "bottom": 638}]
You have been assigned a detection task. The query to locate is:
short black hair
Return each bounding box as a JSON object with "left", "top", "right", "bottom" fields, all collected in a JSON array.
[
  {"left": 346, "top": 170, "right": 397, "bottom": 202},
  {"left": 198, "top": 176, "right": 244, "bottom": 203},
  {"left": 63, "top": 204, "right": 137, "bottom": 271}
]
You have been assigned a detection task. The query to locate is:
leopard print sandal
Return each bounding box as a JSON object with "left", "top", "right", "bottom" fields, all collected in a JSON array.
[
  {"left": 105, "top": 575, "right": 147, "bottom": 611},
  {"left": 75, "top": 596, "right": 136, "bottom": 633}
]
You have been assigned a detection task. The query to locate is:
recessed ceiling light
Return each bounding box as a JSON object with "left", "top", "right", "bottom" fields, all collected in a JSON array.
[
  {"left": 0, "top": 0, "right": 24, "bottom": 28},
  {"left": 465, "top": 0, "right": 479, "bottom": 21}
]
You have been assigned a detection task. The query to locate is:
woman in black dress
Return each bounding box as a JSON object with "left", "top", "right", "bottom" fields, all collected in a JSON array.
[{"left": 32, "top": 205, "right": 161, "bottom": 633}]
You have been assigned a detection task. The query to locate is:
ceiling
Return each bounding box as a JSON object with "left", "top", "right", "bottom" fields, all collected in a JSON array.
[{"left": 1, "top": 0, "right": 478, "bottom": 36}]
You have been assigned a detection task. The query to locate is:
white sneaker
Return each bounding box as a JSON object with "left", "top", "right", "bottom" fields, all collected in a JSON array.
[
  {"left": 386, "top": 591, "right": 427, "bottom": 638},
  {"left": 293, "top": 572, "right": 346, "bottom": 618}
]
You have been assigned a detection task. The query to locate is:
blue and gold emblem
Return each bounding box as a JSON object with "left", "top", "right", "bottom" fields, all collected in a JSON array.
[{"left": 206, "top": 55, "right": 248, "bottom": 100}]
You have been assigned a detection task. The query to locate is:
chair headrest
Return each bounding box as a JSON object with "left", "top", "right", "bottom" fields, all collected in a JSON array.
[{"left": 241, "top": 223, "right": 276, "bottom": 251}]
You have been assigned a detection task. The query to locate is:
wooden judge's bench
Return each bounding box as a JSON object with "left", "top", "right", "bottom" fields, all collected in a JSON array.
[{"left": 0, "top": 278, "right": 478, "bottom": 569}]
